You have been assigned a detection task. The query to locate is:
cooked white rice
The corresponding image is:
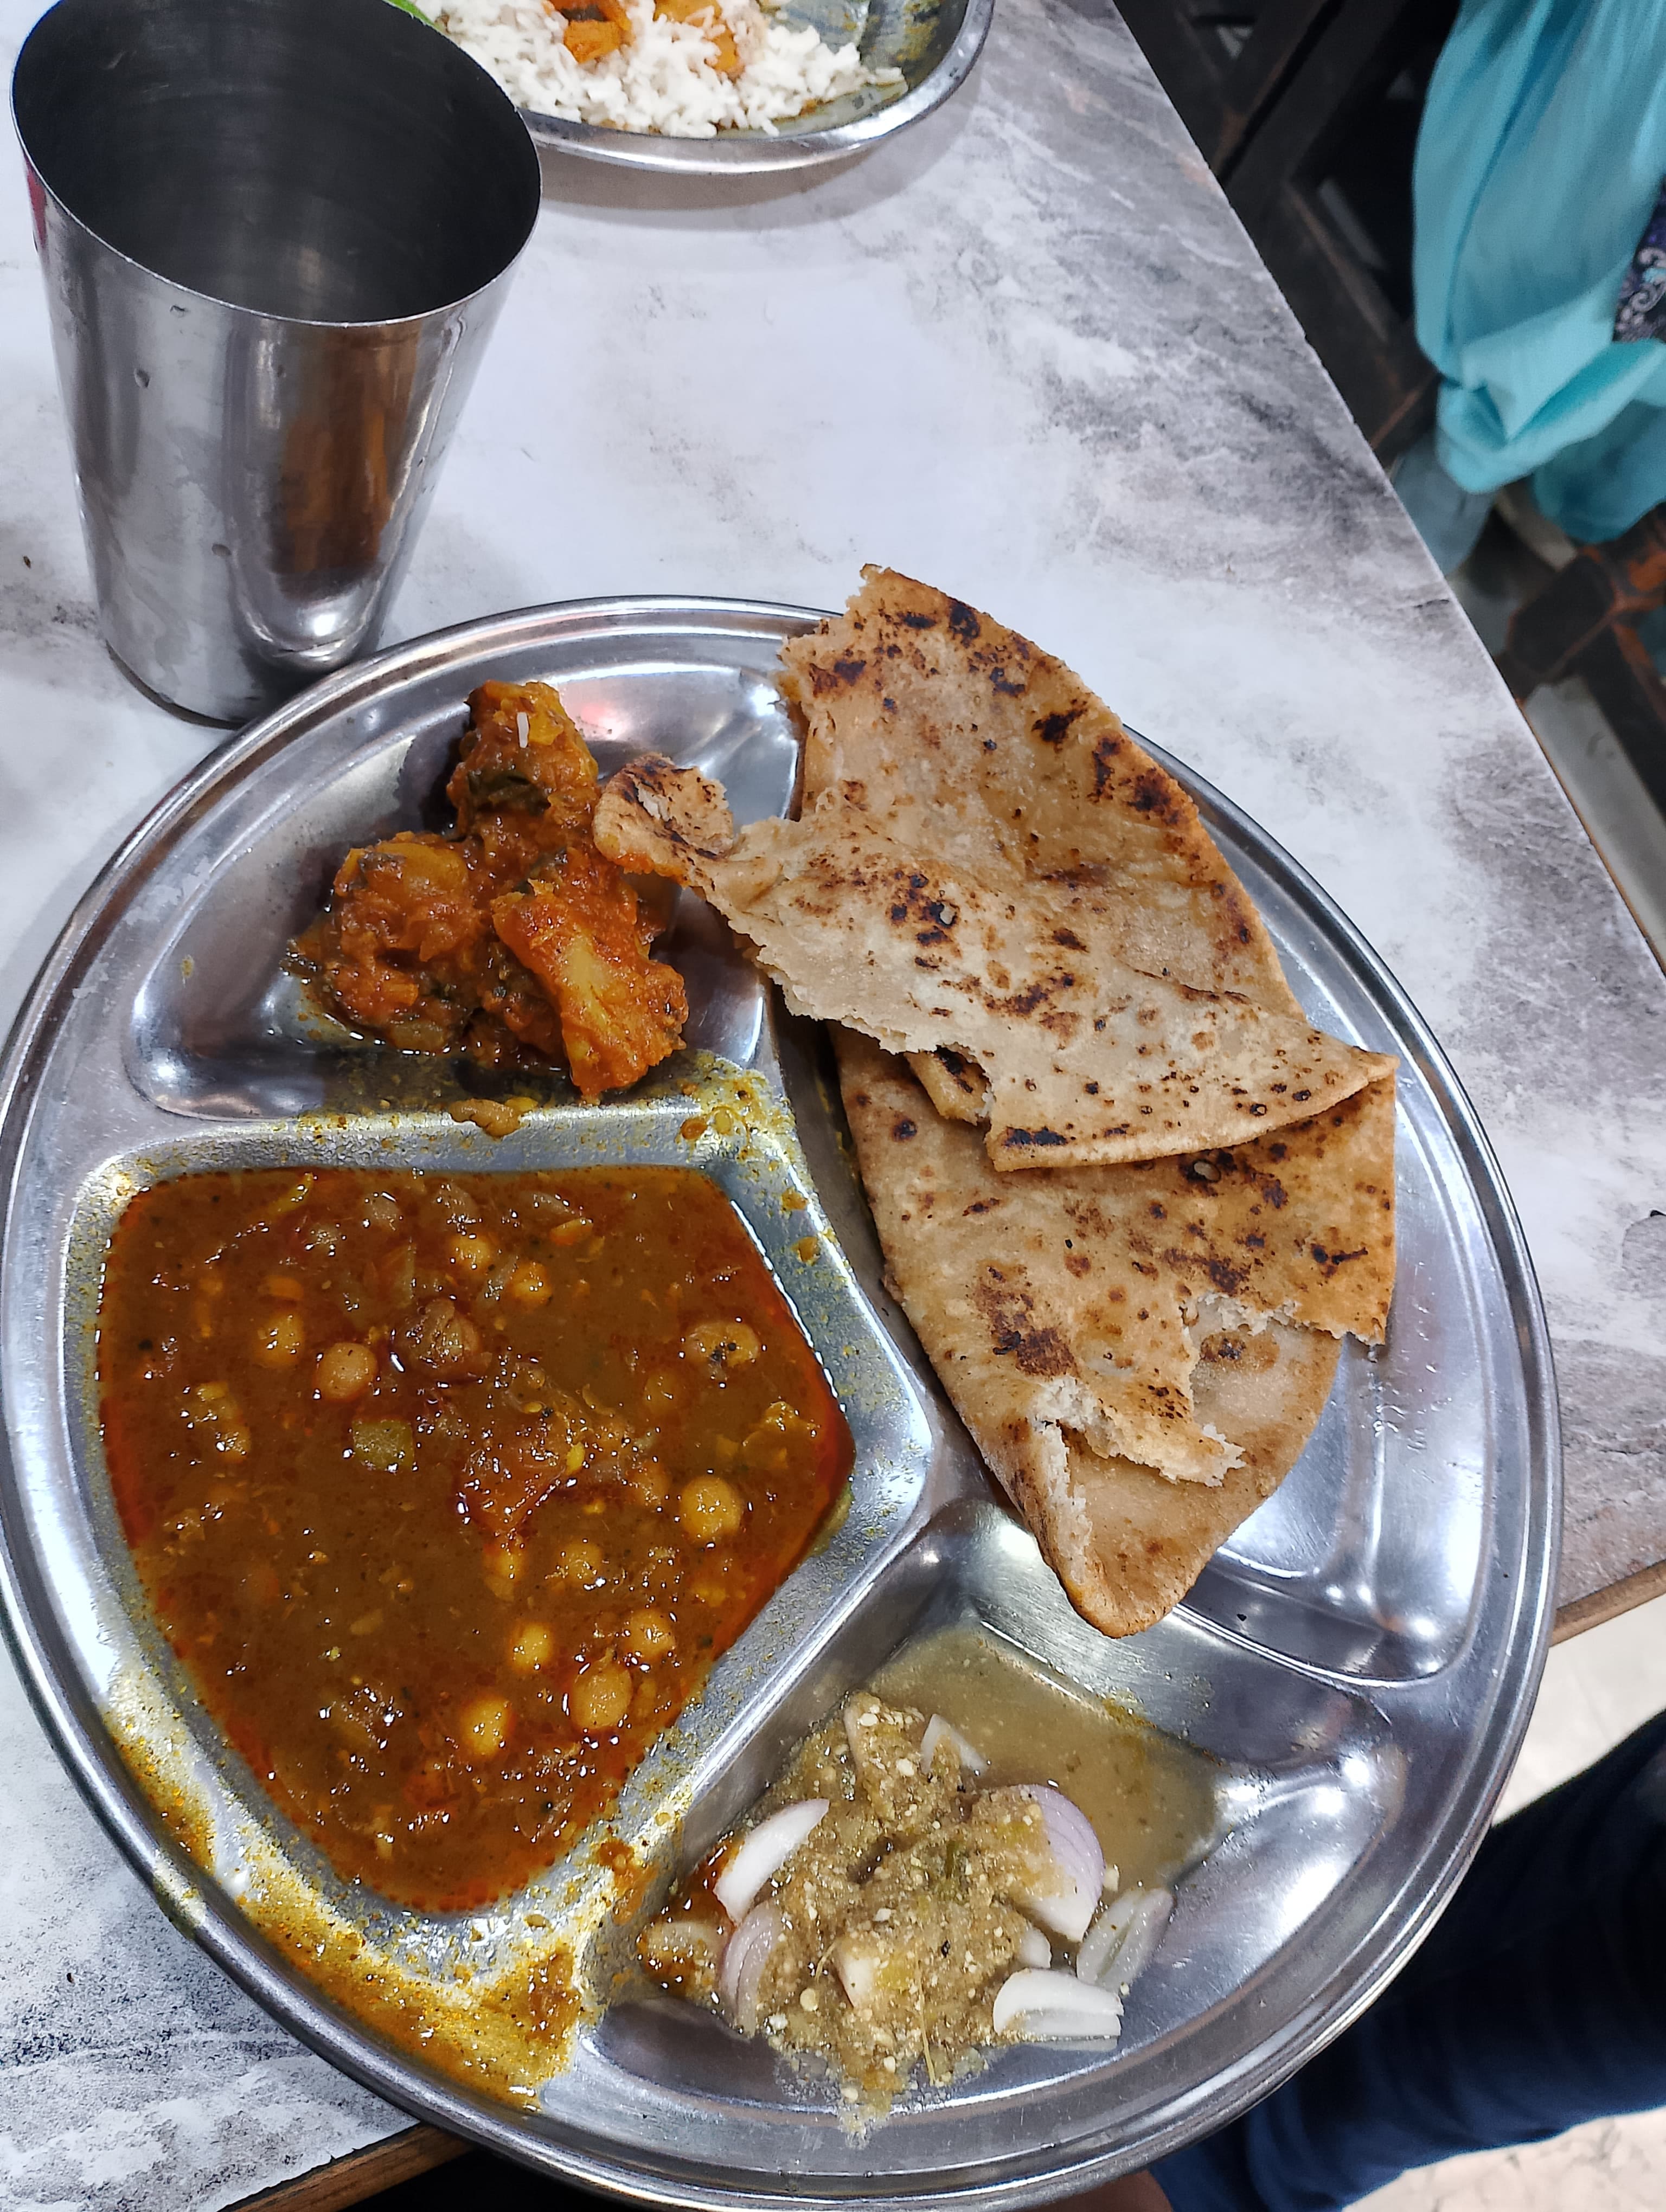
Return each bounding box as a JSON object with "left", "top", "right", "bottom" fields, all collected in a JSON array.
[{"left": 437, "top": 0, "right": 902, "bottom": 137}]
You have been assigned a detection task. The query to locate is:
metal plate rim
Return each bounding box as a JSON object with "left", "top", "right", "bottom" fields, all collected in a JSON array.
[{"left": 0, "top": 594, "right": 1561, "bottom": 2207}]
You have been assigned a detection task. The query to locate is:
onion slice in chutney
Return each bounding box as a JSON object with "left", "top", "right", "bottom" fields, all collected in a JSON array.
[
  {"left": 1015, "top": 1924, "right": 1053, "bottom": 1970},
  {"left": 831, "top": 1930, "right": 882, "bottom": 2012},
  {"left": 717, "top": 1901, "right": 783, "bottom": 2034},
  {"left": 921, "top": 1713, "right": 989, "bottom": 1777},
  {"left": 992, "top": 1968, "right": 1126, "bottom": 2041},
  {"left": 993, "top": 1785, "right": 1104, "bottom": 1943},
  {"left": 713, "top": 1799, "right": 829, "bottom": 1923},
  {"left": 1078, "top": 1885, "right": 1175, "bottom": 1992}
]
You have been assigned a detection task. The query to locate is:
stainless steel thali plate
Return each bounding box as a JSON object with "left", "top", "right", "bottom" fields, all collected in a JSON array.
[
  {"left": 0, "top": 597, "right": 1559, "bottom": 2206},
  {"left": 496, "top": 0, "right": 991, "bottom": 175}
]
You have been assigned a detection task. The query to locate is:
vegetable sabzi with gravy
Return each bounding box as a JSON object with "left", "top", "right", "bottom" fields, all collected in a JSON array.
[{"left": 291, "top": 680, "right": 687, "bottom": 1097}]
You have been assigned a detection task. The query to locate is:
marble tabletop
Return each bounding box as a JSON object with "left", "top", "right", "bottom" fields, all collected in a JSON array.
[{"left": 3, "top": 0, "right": 1664, "bottom": 2201}]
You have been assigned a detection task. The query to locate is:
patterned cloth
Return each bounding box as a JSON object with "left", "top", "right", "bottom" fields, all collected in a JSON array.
[
  {"left": 1615, "top": 181, "right": 1666, "bottom": 343},
  {"left": 1411, "top": 0, "right": 1666, "bottom": 542}
]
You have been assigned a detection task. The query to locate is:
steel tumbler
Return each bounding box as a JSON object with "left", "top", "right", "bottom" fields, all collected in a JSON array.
[{"left": 13, "top": 0, "right": 541, "bottom": 722}]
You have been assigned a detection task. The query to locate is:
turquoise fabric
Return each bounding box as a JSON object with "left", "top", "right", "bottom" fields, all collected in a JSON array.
[{"left": 1413, "top": 0, "right": 1666, "bottom": 544}]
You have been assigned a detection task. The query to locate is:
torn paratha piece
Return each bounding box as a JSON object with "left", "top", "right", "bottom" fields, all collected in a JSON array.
[
  {"left": 837, "top": 1035, "right": 1350, "bottom": 1629},
  {"left": 1057, "top": 1323, "right": 1343, "bottom": 1638},
  {"left": 782, "top": 566, "right": 1300, "bottom": 1015},
  {"left": 785, "top": 566, "right": 1322, "bottom": 1128},
  {"left": 1053, "top": 1077, "right": 1398, "bottom": 1346},
  {"left": 594, "top": 759, "right": 1394, "bottom": 1169},
  {"left": 836, "top": 1039, "right": 1242, "bottom": 1486},
  {"left": 835, "top": 1030, "right": 1389, "bottom": 1480}
]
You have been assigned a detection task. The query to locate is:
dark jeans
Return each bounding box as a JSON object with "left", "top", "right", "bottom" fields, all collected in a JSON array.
[{"left": 1151, "top": 1710, "right": 1666, "bottom": 2211}]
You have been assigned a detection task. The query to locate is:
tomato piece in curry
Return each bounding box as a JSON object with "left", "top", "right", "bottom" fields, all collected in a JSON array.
[{"left": 99, "top": 1167, "right": 850, "bottom": 1912}]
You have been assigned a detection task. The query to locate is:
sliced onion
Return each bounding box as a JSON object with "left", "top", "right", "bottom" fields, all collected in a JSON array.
[
  {"left": 831, "top": 1931, "right": 881, "bottom": 2013},
  {"left": 921, "top": 1713, "right": 989, "bottom": 1778},
  {"left": 999, "top": 1785, "right": 1103, "bottom": 1942},
  {"left": 717, "top": 1900, "right": 781, "bottom": 2034},
  {"left": 992, "top": 1967, "right": 1125, "bottom": 2041},
  {"left": 1076, "top": 1885, "right": 1148, "bottom": 1984},
  {"left": 1074, "top": 1903, "right": 1125, "bottom": 1989},
  {"left": 1078, "top": 1886, "right": 1174, "bottom": 1991},
  {"left": 843, "top": 1695, "right": 881, "bottom": 1764},
  {"left": 713, "top": 1798, "right": 829, "bottom": 1922},
  {"left": 1100, "top": 1885, "right": 1146, "bottom": 1937},
  {"left": 1015, "top": 1923, "right": 1052, "bottom": 1970},
  {"left": 639, "top": 1914, "right": 723, "bottom": 1983},
  {"left": 1107, "top": 1887, "right": 1174, "bottom": 1990}
]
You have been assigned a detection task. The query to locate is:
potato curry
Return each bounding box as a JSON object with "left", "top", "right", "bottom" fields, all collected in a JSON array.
[
  {"left": 99, "top": 1166, "right": 850, "bottom": 1912},
  {"left": 291, "top": 680, "right": 687, "bottom": 1098}
]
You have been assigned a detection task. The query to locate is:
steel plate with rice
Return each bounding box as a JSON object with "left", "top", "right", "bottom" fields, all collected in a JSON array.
[
  {"left": 433, "top": 0, "right": 990, "bottom": 172},
  {"left": 0, "top": 596, "right": 1558, "bottom": 2203}
]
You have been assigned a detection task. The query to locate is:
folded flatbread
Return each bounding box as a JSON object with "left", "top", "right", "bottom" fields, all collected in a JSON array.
[
  {"left": 595, "top": 763, "right": 1393, "bottom": 1167},
  {"left": 596, "top": 568, "right": 1397, "bottom": 1634},
  {"left": 838, "top": 1036, "right": 1347, "bottom": 1631},
  {"left": 837, "top": 1024, "right": 1387, "bottom": 1455},
  {"left": 780, "top": 567, "right": 1296, "bottom": 1009}
]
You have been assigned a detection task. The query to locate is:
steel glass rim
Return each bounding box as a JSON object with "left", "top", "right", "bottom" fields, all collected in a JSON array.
[
  {"left": 0, "top": 596, "right": 1561, "bottom": 2205},
  {"left": 10, "top": 0, "right": 543, "bottom": 328},
  {"left": 11, "top": 159, "right": 541, "bottom": 337}
]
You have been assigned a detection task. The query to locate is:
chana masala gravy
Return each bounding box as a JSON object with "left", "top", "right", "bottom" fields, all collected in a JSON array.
[{"left": 99, "top": 1165, "right": 850, "bottom": 1913}]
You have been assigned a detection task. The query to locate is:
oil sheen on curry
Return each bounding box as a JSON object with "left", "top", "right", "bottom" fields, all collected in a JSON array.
[{"left": 98, "top": 1167, "right": 850, "bottom": 1912}]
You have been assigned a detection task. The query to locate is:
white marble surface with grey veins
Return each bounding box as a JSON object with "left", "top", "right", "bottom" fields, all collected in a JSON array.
[{"left": 2, "top": 0, "right": 1663, "bottom": 2196}]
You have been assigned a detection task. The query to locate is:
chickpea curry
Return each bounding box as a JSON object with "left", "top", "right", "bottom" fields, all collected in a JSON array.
[
  {"left": 99, "top": 1166, "right": 850, "bottom": 1912},
  {"left": 290, "top": 680, "right": 687, "bottom": 1098}
]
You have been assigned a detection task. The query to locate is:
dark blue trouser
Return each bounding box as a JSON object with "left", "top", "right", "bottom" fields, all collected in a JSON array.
[{"left": 1151, "top": 1709, "right": 1666, "bottom": 2210}]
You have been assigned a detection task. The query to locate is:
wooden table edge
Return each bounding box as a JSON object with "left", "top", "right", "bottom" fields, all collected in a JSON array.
[
  {"left": 1554, "top": 1557, "right": 1666, "bottom": 1643},
  {"left": 228, "top": 2125, "right": 469, "bottom": 2212}
]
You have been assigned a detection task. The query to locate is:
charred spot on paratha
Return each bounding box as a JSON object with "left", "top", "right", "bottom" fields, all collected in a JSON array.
[
  {"left": 1035, "top": 706, "right": 1086, "bottom": 748},
  {"left": 972, "top": 1270, "right": 1077, "bottom": 1378},
  {"left": 1197, "top": 1328, "right": 1278, "bottom": 1375}
]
